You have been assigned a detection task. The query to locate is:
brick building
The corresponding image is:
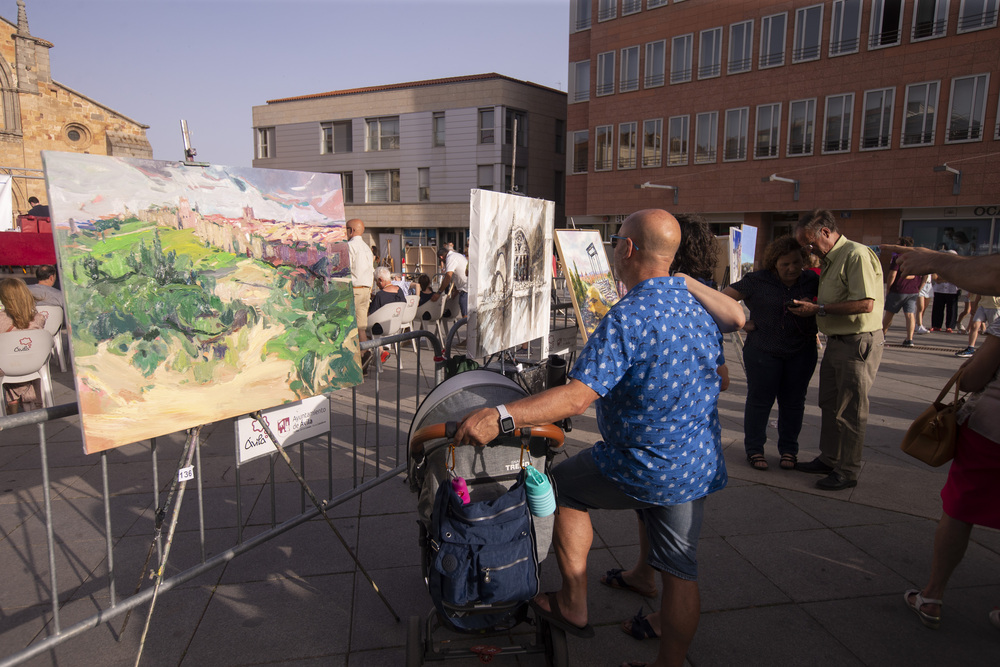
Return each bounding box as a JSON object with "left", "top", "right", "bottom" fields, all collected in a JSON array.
[
  {"left": 1, "top": 0, "right": 152, "bottom": 215},
  {"left": 251, "top": 73, "right": 567, "bottom": 254},
  {"left": 567, "top": 0, "right": 1000, "bottom": 255}
]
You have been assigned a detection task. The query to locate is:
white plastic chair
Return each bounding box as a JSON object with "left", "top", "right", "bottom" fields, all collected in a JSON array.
[
  {"left": 366, "top": 300, "right": 406, "bottom": 371},
  {"left": 0, "top": 329, "right": 55, "bottom": 416},
  {"left": 36, "top": 305, "right": 66, "bottom": 372},
  {"left": 440, "top": 292, "right": 464, "bottom": 344},
  {"left": 398, "top": 294, "right": 420, "bottom": 353},
  {"left": 414, "top": 296, "right": 447, "bottom": 348}
]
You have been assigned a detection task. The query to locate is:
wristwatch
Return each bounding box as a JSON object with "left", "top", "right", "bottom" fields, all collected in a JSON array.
[
  {"left": 817, "top": 304, "right": 827, "bottom": 317},
  {"left": 496, "top": 404, "right": 515, "bottom": 435}
]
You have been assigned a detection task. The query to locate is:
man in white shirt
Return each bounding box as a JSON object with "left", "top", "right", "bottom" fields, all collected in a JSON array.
[
  {"left": 431, "top": 246, "right": 469, "bottom": 317},
  {"left": 346, "top": 219, "right": 375, "bottom": 358}
]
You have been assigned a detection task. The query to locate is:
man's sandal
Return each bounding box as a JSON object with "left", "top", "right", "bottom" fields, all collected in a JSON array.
[
  {"left": 747, "top": 453, "right": 768, "bottom": 471},
  {"left": 780, "top": 453, "right": 797, "bottom": 470},
  {"left": 621, "top": 608, "right": 659, "bottom": 640},
  {"left": 904, "top": 589, "right": 942, "bottom": 629},
  {"left": 601, "top": 568, "right": 658, "bottom": 599}
]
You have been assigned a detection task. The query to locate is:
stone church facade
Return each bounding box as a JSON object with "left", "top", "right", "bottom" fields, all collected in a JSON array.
[{"left": 1, "top": 0, "right": 152, "bottom": 212}]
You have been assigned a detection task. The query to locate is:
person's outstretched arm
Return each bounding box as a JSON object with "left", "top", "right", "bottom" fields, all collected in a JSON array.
[
  {"left": 882, "top": 246, "right": 1000, "bottom": 297},
  {"left": 677, "top": 273, "right": 746, "bottom": 333}
]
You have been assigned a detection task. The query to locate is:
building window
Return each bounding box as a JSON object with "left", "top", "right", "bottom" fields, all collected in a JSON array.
[
  {"left": 694, "top": 112, "right": 718, "bottom": 164},
  {"left": 478, "top": 165, "right": 495, "bottom": 190},
  {"left": 479, "top": 108, "right": 495, "bottom": 144},
  {"left": 623, "top": 0, "right": 641, "bottom": 15},
  {"left": 792, "top": 5, "right": 823, "bottom": 63},
  {"left": 597, "top": 51, "right": 615, "bottom": 96},
  {"left": 728, "top": 20, "right": 754, "bottom": 74},
  {"left": 759, "top": 13, "right": 787, "bottom": 68},
  {"left": 947, "top": 74, "right": 990, "bottom": 142},
  {"left": 432, "top": 112, "right": 445, "bottom": 147},
  {"left": 670, "top": 34, "right": 693, "bottom": 84},
  {"left": 861, "top": 88, "right": 894, "bottom": 149},
  {"left": 912, "top": 0, "right": 949, "bottom": 40},
  {"left": 573, "top": 0, "right": 592, "bottom": 31},
  {"left": 595, "top": 125, "right": 614, "bottom": 171},
  {"left": 902, "top": 81, "right": 939, "bottom": 146},
  {"left": 620, "top": 46, "right": 640, "bottom": 92},
  {"left": 338, "top": 172, "right": 354, "bottom": 204},
  {"left": 754, "top": 103, "right": 781, "bottom": 158},
  {"left": 418, "top": 167, "right": 430, "bottom": 201},
  {"left": 699, "top": 27, "right": 723, "bottom": 79},
  {"left": 667, "top": 115, "right": 690, "bottom": 166},
  {"left": 572, "top": 130, "right": 589, "bottom": 174},
  {"left": 504, "top": 166, "right": 527, "bottom": 194},
  {"left": 642, "top": 118, "right": 662, "bottom": 167},
  {"left": 321, "top": 120, "right": 352, "bottom": 154},
  {"left": 958, "top": 0, "right": 999, "bottom": 32},
  {"left": 648, "top": 0, "right": 667, "bottom": 7},
  {"left": 618, "top": 122, "right": 637, "bottom": 169},
  {"left": 724, "top": 107, "right": 750, "bottom": 161},
  {"left": 366, "top": 116, "right": 399, "bottom": 151},
  {"left": 645, "top": 40, "right": 666, "bottom": 87},
  {"left": 505, "top": 108, "right": 527, "bottom": 146},
  {"left": 256, "top": 127, "right": 274, "bottom": 159},
  {"left": 823, "top": 93, "right": 854, "bottom": 153},
  {"left": 598, "top": 0, "right": 617, "bottom": 22},
  {"left": 571, "top": 60, "right": 591, "bottom": 102},
  {"left": 555, "top": 119, "right": 566, "bottom": 154},
  {"left": 366, "top": 169, "right": 400, "bottom": 203},
  {"left": 830, "top": 0, "right": 862, "bottom": 56},
  {"left": 787, "top": 99, "right": 816, "bottom": 155},
  {"left": 870, "top": 0, "right": 903, "bottom": 48}
]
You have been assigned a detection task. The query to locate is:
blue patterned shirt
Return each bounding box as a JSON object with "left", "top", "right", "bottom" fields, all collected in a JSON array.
[{"left": 569, "top": 277, "right": 727, "bottom": 505}]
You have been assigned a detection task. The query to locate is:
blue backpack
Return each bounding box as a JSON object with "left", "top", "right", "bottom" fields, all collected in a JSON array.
[{"left": 427, "top": 470, "right": 539, "bottom": 631}]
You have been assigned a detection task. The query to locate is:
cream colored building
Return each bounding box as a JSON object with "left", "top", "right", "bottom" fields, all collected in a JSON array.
[
  {"left": 251, "top": 73, "right": 567, "bottom": 251},
  {"left": 1, "top": 0, "right": 152, "bottom": 216}
]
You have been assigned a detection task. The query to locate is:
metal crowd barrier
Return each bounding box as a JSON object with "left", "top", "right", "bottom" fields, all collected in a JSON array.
[{"left": 0, "top": 329, "right": 444, "bottom": 667}]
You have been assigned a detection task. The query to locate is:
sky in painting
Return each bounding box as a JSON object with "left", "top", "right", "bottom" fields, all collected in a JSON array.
[
  {"left": 42, "top": 153, "right": 347, "bottom": 222},
  {"left": 19, "top": 0, "right": 569, "bottom": 169}
]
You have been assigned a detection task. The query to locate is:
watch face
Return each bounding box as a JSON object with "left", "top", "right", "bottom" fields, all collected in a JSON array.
[{"left": 500, "top": 416, "right": 515, "bottom": 433}]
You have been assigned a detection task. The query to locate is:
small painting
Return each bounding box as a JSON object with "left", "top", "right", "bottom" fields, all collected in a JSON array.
[
  {"left": 467, "top": 190, "right": 553, "bottom": 359},
  {"left": 42, "top": 152, "right": 360, "bottom": 453},
  {"left": 553, "top": 230, "right": 619, "bottom": 342},
  {"left": 740, "top": 224, "right": 758, "bottom": 278},
  {"left": 729, "top": 226, "right": 743, "bottom": 283}
]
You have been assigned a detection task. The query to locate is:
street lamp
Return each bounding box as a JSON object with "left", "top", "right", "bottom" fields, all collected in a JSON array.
[
  {"left": 634, "top": 181, "right": 679, "bottom": 205},
  {"left": 761, "top": 173, "right": 800, "bottom": 201},
  {"left": 933, "top": 164, "right": 962, "bottom": 195}
]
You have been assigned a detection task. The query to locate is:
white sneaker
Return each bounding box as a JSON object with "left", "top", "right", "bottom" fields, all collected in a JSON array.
[{"left": 915, "top": 326, "right": 930, "bottom": 334}]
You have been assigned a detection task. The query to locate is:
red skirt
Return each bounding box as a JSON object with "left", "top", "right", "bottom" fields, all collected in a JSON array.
[{"left": 941, "top": 424, "right": 1000, "bottom": 529}]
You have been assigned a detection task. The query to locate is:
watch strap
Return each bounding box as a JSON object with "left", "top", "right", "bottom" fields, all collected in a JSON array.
[{"left": 496, "top": 404, "right": 515, "bottom": 434}]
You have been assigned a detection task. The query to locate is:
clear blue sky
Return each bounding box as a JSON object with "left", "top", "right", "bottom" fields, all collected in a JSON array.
[{"left": 20, "top": 0, "right": 569, "bottom": 168}]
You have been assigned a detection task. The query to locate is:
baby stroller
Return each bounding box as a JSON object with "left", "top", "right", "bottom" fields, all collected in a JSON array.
[{"left": 406, "top": 369, "right": 569, "bottom": 666}]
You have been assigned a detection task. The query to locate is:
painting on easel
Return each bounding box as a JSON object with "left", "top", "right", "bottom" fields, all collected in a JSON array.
[
  {"left": 42, "top": 152, "right": 360, "bottom": 454},
  {"left": 553, "top": 230, "right": 619, "bottom": 342}
]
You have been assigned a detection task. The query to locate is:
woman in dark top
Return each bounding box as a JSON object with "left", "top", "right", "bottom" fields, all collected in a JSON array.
[
  {"left": 416, "top": 274, "right": 434, "bottom": 306},
  {"left": 724, "top": 236, "right": 819, "bottom": 470}
]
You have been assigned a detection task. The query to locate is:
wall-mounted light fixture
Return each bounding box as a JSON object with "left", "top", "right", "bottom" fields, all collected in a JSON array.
[
  {"left": 761, "top": 173, "right": 800, "bottom": 201},
  {"left": 634, "top": 181, "right": 679, "bottom": 205},
  {"left": 933, "top": 164, "right": 962, "bottom": 195}
]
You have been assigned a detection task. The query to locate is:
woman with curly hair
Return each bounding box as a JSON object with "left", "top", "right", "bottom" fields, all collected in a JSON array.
[
  {"left": 724, "top": 235, "right": 818, "bottom": 471},
  {"left": 0, "top": 278, "right": 48, "bottom": 413}
]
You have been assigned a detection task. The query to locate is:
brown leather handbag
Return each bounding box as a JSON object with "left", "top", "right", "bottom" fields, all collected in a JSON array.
[{"left": 900, "top": 369, "right": 965, "bottom": 467}]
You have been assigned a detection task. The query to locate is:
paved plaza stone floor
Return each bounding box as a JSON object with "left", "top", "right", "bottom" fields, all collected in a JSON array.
[{"left": 1, "top": 325, "right": 999, "bottom": 666}]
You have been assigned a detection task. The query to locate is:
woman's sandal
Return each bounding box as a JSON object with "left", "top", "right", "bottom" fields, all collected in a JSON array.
[
  {"left": 621, "top": 608, "right": 659, "bottom": 640},
  {"left": 780, "top": 453, "right": 797, "bottom": 470},
  {"left": 747, "top": 453, "right": 768, "bottom": 471},
  {"left": 904, "top": 589, "right": 942, "bottom": 629}
]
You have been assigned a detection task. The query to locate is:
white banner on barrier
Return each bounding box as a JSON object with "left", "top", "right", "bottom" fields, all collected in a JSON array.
[{"left": 234, "top": 396, "right": 330, "bottom": 465}]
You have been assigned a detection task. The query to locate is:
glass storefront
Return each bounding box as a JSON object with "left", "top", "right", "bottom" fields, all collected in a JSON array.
[{"left": 901, "top": 217, "right": 997, "bottom": 255}]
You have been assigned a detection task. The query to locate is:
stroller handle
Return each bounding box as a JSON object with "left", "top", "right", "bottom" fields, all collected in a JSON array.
[{"left": 409, "top": 421, "right": 565, "bottom": 459}]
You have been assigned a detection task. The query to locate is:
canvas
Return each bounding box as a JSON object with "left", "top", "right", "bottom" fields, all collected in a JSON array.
[
  {"left": 553, "top": 230, "right": 619, "bottom": 342},
  {"left": 729, "top": 227, "right": 743, "bottom": 283},
  {"left": 42, "top": 152, "right": 361, "bottom": 453},
  {"left": 740, "top": 224, "right": 758, "bottom": 277},
  {"left": 467, "top": 190, "right": 553, "bottom": 359}
]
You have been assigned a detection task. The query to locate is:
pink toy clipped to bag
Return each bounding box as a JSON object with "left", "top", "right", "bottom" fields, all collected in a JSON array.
[{"left": 451, "top": 476, "right": 470, "bottom": 504}]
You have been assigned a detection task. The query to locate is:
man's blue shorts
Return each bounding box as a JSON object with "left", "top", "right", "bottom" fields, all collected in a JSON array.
[{"left": 551, "top": 448, "right": 705, "bottom": 581}]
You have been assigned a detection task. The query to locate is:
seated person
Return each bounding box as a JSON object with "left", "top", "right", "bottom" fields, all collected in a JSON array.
[
  {"left": 368, "top": 266, "right": 406, "bottom": 315},
  {"left": 26, "top": 196, "right": 50, "bottom": 218},
  {"left": 416, "top": 274, "right": 434, "bottom": 306},
  {"left": 27, "top": 265, "right": 64, "bottom": 309},
  {"left": 390, "top": 273, "right": 413, "bottom": 296},
  {"left": 1, "top": 278, "right": 49, "bottom": 413}
]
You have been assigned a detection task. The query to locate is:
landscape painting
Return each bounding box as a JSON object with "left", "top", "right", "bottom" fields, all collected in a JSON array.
[
  {"left": 554, "top": 230, "right": 619, "bottom": 342},
  {"left": 467, "top": 190, "right": 553, "bottom": 359},
  {"left": 741, "top": 224, "right": 758, "bottom": 278},
  {"left": 42, "top": 152, "right": 361, "bottom": 454}
]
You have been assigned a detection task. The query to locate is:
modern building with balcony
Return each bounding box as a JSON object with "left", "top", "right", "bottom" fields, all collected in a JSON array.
[
  {"left": 567, "top": 0, "right": 1000, "bottom": 254},
  {"left": 251, "top": 73, "right": 566, "bottom": 255}
]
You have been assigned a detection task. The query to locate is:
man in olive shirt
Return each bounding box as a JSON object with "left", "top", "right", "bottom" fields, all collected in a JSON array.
[{"left": 790, "top": 209, "right": 884, "bottom": 490}]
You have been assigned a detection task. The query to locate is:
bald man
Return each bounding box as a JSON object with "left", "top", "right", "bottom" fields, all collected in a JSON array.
[
  {"left": 456, "top": 209, "right": 731, "bottom": 667},
  {"left": 346, "top": 218, "right": 375, "bottom": 356}
]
